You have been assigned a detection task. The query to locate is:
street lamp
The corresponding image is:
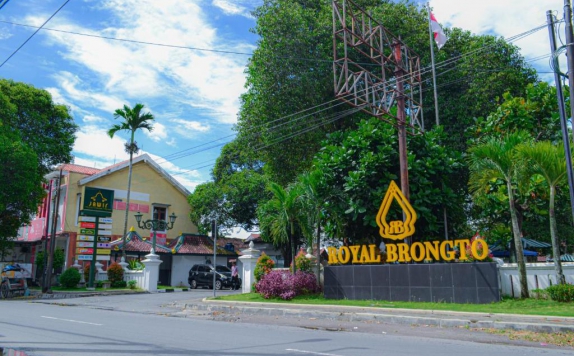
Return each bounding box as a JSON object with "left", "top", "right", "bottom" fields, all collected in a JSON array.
[{"left": 134, "top": 211, "right": 177, "bottom": 254}]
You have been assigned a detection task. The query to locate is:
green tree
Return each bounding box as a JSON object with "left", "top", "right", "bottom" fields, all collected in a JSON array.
[
  {"left": 108, "top": 103, "right": 155, "bottom": 257},
  {"left": 518, "top": 141, "right": 570, "bottom": 284},
  {"left": 258, "top": 182, "right": 308, "bottom": 272},
  {"left": 467, "top": 132, "right": 530, "bottom": 298}
]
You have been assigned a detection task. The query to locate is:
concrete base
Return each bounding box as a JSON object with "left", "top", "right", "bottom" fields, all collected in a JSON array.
[{"left": 324, "top": 263, "right": 500, "bottom": 304}]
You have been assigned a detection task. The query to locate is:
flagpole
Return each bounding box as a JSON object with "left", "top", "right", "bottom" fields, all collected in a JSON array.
[{"left": 427, "top": 2, "right": 440, "bottom": 126}]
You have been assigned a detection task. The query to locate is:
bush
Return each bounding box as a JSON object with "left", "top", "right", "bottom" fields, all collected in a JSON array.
[
  {"left": 128, "top": 259, "right": 144, "bottom": 270},
  {"left": 59, "top": 268, "right": 81, "bottom": 288},
  {"left": 128, "top": 280, "right": 137, "bottom": 289},
  {"left": 291, "top": 249, "right": 312, "bottom": 273},
  {"left": 546, "top": 283, "right": 574, "bottom": 302},
  {"left": 107, "top": 262, "right": 124, "bottom": 286},
  {"left": 256, "top": 270, "right": 319, "bottom": 300},
  {"left": 35, "top": 249, "right": 65, "bottom": 271},
  {"left": 254, "top": 252, "right": 275, "bottom": 282},
  {"left": 95, "top": 280, "right": 103, "bottom": 288},
  {"left": 112, "top": 280, "right": 127, "bottom": 288}
]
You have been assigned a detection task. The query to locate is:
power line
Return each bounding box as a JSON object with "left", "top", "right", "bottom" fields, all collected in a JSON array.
[
  {"left": 0, "top": 0, "right": 10, "bottom": 11},
  {"left": 0, "top": 0, "right": 71, "bottom": 68}
]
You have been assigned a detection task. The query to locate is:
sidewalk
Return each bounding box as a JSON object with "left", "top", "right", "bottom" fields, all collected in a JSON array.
[{"left": 175, "top": 299, "right": 574, "bottom": 333}]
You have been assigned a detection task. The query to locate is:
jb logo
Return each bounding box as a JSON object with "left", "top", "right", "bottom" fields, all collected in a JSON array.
[{"left": 376, "top": 181, "right": 417, "bottom": 241}]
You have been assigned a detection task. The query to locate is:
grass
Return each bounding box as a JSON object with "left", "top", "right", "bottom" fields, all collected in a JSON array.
[
  {"left": 212, "top": 293, "right": 574, "bottom": 318},
  {"left": 28, "top": 285, "right": 134, "bottom": 292}
]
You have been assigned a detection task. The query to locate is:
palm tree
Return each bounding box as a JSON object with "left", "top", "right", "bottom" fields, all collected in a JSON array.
[
  {"left": 108, "top": 103, "right": 154, "bottom": 258},
  {"left": 297, "top": 171, "right": 322, "bottom": 282},
  {"left": 258, "top": 182, "right": 306, "bottom": 273},
  {"left": 518, "top": 141, "right": 568, "bottom": 284},
  {"left": 467, "top": 131, "right": 530, "bottom": 298}
]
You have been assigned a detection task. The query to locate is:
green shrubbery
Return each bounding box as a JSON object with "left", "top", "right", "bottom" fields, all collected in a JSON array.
[
  {"left": 545, "top": 283, "right": 574, "bottom": 302},
  {"left": 59, "top": 268, "right": 81, "bottom": 288},
  {"left": 291, "top": 250, "right": 312, "bottom": 273},
  {"left": 254, "top": 252, "right": 275, "bottom": 282},
  {"left": 107, "top": 262, "right": 125, "bottom": 287}
]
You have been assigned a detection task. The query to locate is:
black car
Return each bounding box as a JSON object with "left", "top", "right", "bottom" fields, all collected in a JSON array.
[{"left": 188, "top": 264, "right": 240, "bottom": 290}]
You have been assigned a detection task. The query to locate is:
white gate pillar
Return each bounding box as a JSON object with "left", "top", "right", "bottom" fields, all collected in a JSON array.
[
  {"left": 142, "top": 252, "right": 162, "bottom": 292},
  {"left": 239, "top": 241, "right": 260, "bottom": 293}
]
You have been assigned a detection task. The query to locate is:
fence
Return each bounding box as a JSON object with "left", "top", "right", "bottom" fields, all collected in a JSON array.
[{"left": 498, "top": 262, "right": 574, "bottom": 297}]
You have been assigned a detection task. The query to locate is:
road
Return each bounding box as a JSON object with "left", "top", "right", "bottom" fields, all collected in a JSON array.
[{"left": 0, "top": 290, "right": 572, "bottom": 356}]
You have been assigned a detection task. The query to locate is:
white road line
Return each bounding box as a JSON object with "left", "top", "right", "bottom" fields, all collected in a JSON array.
[
  {"left": 286, "top": 349, "right": 344, "bottom": 356},
  {"left": 41, "top": 316, "right": 102, "bottom": 326}
]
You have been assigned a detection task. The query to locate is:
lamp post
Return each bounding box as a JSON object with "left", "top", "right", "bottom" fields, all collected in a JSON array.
[{"left": 134, "top": 211, "right": 177, "bottom": 254}]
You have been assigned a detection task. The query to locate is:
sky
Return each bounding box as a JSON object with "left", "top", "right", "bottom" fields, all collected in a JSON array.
[{"left": 0, "top": 0, "right": 568, "bottom": 194}]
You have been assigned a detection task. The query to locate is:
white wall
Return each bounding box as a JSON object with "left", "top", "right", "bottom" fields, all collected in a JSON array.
[
  {"left": 498, "top": 262, "right": 574, "bottom": 297},
  {"left": 169, "top": 255, "right": 230, "bottom": 287}
]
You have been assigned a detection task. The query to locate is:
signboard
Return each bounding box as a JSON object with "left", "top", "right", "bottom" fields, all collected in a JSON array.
[
  {"left": 77, "top": 235, "right": 94, "bottom": 241},
  {"left": 79, "top": 216, "right": 96, "bottom": 222},
  {"left": 98, "top": 230, "right": 112, "bottom": 236},
  {"left": 97, "top": 243, "right": 111, "bottom": 248},
  {"left": 98, "top": 223, "right": 113, "bottom": 230},
  {"left": 96, "top": 249, "right": 111, "bottom": 255},
  {"left": 376, "top": 180, "right": 417, "bottom": 240},
  {"left": 83, "top": 187, "right": 114, "bottom": 214},
  {"left": 80, "top": 228, "right": 95, "bottom": 235},
  {"left": 99, "top": 217, "right": 113, "bottom": 224},
  {"left": 78, "top": 255, "right": 108, "bottom": 261},
  {"left": 80, "top": 222, "right": 96, "bottom": 229},
  {"left": 77, "top": 242, "right": 93, "bottom": 248},
  {"left": 97, "top": 236, "right": 112, "bottom": 242},
  {"left": 76, "top": 248, "right": 93, "bottom": 254}
]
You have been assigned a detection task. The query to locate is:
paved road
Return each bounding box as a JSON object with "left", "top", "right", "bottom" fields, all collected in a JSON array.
[{"left": 0, "top": 291, "right": 571, "bottom": 355}]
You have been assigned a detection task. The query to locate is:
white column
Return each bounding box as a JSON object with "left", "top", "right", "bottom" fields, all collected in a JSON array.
[
  {"left": 238, "top": 241, "right": 260, "bottom": 294},
  {"left": 142, "top": 252, "right": 162, "bottom": 292}
]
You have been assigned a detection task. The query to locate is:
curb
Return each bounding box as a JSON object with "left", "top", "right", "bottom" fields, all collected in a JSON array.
[
  {"left": 157, "top": 288, "right": 190, "bottom": 293},
  {"left": 176, "top": 300, "right": 574, "bottom": 334}
]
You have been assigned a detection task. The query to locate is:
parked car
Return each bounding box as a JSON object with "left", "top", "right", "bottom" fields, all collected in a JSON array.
[{"left": 188, "top": 264, "right": 240, "bottom": 290}]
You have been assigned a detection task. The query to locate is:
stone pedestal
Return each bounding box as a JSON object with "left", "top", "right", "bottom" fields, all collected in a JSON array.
[
  {"left": 142, "top": 252, "right": 162, "bottom": 292},
  {"left": 119, "top": 256, "right": 129, "bottom": 271},
  {"left": 239, "top": 241, "right": 260, "bottom": 293}
]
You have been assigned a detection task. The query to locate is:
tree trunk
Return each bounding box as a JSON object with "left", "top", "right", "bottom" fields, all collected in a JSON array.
[
  {"left": 290, "top": 221, "right": 297, "bottom": 273},
  {"left": 549, "top": 185, "right": 566, "bottom": 284},
  {"left": 507, "top": 181, "right": 529, "bottom": 298},
  {"left": 316, "top": 220, "right": 321, "bottom": 286},
  {"left": 122, "top": 152, "right": 134, "bottom": 258}
]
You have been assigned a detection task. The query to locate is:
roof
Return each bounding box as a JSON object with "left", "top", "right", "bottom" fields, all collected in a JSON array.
[
  {"left": 110, "top": 228, "right": 171, "bottom": 254},
  {"left": 245, "top": 233, "right": 262, "bottom": 243},
  {"left": 521, "top": 238, "right": 552, "bottom": 249},
  {"left": 77, "top": 154, "right": 190, "bottom": 197},
  {"left": 168, "top": 234, "right": 238, "bottom": 255},
  {"left": 217, "top": 237, "right": 244, "bottom": 254},
  {"left": 59, "top": 163, "right": 102, "bottom": 175}
]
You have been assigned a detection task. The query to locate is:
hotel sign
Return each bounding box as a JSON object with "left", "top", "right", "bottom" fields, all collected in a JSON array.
[
  {"left": 83, "top": 187, "right": 114, "bottom": 214},
  {"left": 328, "top": 181, "right": 489, "bottom": 264}
]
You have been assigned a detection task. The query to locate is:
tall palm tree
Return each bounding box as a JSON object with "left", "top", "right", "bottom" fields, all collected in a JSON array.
[
  {"left": 108, "top": 103, "right": 154, "bottom": 258},
  {"left": 518, "top": 141, "right": 568, "bottom": 284},
  {"left": 258, "top": 182, "right": 306, "bottom": 273},
  {"left": 467, "top": 131, "right": 530, "bottom": 298}
]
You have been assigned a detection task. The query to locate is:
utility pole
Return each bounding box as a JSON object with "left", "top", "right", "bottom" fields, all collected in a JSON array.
[
  {"left": 548, "top": 10, "right": 574, "bottom": 225},
  {"left": 41, "top": 181, "right": 53, "bottom": 291},
  {"left": 44, "top": 169, "right": 63, "bottom": 294},
  {"left": 564, "top": 0, "right": 574, "bottom": 145},
  {"left": 212, "top": 220, "right": 217, "bottom": 298}
]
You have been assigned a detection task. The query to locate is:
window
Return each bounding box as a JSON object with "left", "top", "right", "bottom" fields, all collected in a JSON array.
[{"left": 153, "top": 206, "right": 166, "bottom": 221}]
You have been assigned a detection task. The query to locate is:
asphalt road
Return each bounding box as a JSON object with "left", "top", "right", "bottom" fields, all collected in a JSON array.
[{"left": 0, "top": 291, "right": 572, "bottom": 356}]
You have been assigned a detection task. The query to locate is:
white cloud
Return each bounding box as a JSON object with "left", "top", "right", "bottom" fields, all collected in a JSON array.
[
  {"left": 212, "top": 0, "right": 248, "bottom": 16},
  {"left": 144, "top": 121, "right": 168, "bottom": 142},
  {"left": 170, "top": 118, "right": 210, "bottom": 134},
  {"left": 74, "top": 125, "right": 129, "bottom": 161}
]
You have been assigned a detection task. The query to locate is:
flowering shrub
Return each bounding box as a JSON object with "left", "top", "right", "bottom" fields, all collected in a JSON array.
[
  {"left": 256, "top": 270, "right": 319, "bottom": 300},
  {"left": 545, "top": 283, "right": 574, "bottom": 302},
  {"left": 107, "top": 262, "right": 124, "bottom": 287},
  {"left": 254, "top": 252, "right": 275, "bottom": 282},
  {"left": 291, "top": 250, "right": 312, "bottom": 273}
]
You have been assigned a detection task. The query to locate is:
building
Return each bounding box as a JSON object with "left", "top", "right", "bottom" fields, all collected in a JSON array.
[{"left": 16, "top": 154, "right": 197, "bottom": 279}]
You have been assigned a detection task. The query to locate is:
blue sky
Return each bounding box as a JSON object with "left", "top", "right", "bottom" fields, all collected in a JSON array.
[{"left": 0, "top": 0, "right": 567, "bottom": 193}]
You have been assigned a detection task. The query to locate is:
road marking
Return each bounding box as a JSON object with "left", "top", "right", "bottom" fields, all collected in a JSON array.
[
  {"left": 41, "top": 316, "right": 102, "bottom": 326},
  {"left": 286, "top": 349, "right": 343, "bottom": 356}
]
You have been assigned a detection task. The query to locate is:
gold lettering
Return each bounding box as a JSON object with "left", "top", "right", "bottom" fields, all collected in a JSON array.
[
  {"left": 389, "top": 220, "right": 405, "bottom": 234},
  {"left": 359, "top": 245, "right": 371, "bottom": 263},
  {"left": 386, "top": 244, "right": 398, "bottom": 262},
  {"left": 410, "top": 242, "right": 425, "bottom": 262},
  {"left": 397, "top": 243, "right": 411, "bottom": 262},
  {"left": 338, "top": 246, "right": 350, "bottom": 264},
  {"left": 349, "top": 245, "right": 360, "bottom": 263},
  {"left": 454, "top": 239, "right": 470, "bottom": 261},
  {"left": 440, "top": 240, "right": 455, "bottom": 261},
  {"left": 327, "top": 247, "right": 339, "bottom": 264},
  {"left": 471, "top": 239, "right": 489, "bottom": 260},
  {"left": 369, "top": 244, "right": 381, "bottom": 263},
  {"left": 424, "top": 241, "right": 440, "bottom": 261}
]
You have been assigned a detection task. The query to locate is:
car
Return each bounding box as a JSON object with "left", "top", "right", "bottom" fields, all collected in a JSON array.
[{"left": 188, "top": 264, "right": 240, "bottom": 290}]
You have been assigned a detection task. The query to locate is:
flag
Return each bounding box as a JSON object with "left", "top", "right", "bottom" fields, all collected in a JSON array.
[{"left": 430, "top": 12, "right": 447, "bottom": 49}]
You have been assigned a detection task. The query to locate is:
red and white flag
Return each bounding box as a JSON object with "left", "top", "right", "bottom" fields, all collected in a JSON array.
[{"left": 430, "top": 12, "right": 447, "bottom": 49}]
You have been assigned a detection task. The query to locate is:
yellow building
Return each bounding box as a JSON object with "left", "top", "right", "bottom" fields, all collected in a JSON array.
[{"left": 18, "top": 154, "right": 197, "bottom": 275}]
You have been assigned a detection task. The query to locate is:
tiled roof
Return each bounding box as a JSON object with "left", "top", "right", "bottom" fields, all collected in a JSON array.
[
  {"left": 169, "top": 234, "right": 237, "bottom": 255},
  {"left": 217, "top": 237, "right": 244, "bottom": 255},
  {"left": 59, "top": 163, "right": 101, "bottom": 175},
  {"left": 111, "top": 228, "right": 171, "bottom": 254},
  {"left": 245, "top": 233, "right": 261, "bottom": 242}
]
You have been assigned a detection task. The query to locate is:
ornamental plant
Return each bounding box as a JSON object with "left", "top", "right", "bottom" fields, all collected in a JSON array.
[
  {"left": 545, "top": 283, "right": 574, "bottom": 302},
  {"left": 256, "top": 270, "right": 319, "bottom": 300},
  {"left": 107, "top": 262, "right": 125, "bottom": 287},
  {"left": 59, "top": 268, "right": 81, "bottom": 289},
  {"left": 254, "top": 252, "right": 275, "bottom": 282},
  {"left": 291, "top": 249, "right": 312, "bottom": 273}
]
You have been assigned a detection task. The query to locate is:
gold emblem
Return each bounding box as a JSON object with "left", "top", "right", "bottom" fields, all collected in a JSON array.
[{"left": 376, "top": 181, "right": 417, "bottom": 241}]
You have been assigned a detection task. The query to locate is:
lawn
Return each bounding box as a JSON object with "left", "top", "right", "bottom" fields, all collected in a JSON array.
[{"left": 213, "top": 293, "right": 574, "bottom": 317}]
